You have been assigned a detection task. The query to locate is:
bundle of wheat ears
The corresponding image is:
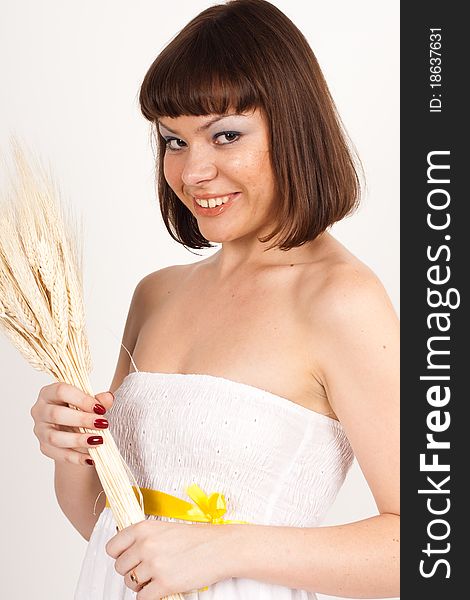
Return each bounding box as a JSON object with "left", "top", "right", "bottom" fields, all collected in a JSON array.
[{"left": 0, "top": 138, "right": 183, "bottom": 600}]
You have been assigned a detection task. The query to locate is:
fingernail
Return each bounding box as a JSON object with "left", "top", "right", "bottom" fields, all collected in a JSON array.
[
  {"left": 85, "top": 459, "right": 94, "bottom": 466},
  {"left": 93, "top": 403, "right": 106, "bottom": 415},
  {"left": 94, "top": 418, "right": 109, "bottom": 429},
  {"left": 88, "top": 436, "right": 103, "bottom": 445}
]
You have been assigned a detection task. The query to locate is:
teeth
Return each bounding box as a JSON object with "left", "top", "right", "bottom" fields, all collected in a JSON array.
[{"left": 195, "top": 194, "right": 233, "bottom": 208}]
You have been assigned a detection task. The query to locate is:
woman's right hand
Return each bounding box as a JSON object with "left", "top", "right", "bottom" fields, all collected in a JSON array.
[{"left": 30, "top": 382, "right": 115, "bottom": 467}]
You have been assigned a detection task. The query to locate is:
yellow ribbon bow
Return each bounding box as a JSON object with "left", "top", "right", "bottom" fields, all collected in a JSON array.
[{"left": 180, "top": 483, "right": 249, "bottom": 525}]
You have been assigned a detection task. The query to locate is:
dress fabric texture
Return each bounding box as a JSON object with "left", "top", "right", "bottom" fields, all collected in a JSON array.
[{"left": 74, "top": 371, "right": 354, "bottom": 599}]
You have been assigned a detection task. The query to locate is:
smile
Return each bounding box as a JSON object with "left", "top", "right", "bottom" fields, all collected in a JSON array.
[
  {"left": 192, "top": 192, "right": 241, "bottom": 216},
  {"left": 194, "top": 194, "right": 235, "bottom": 208}
]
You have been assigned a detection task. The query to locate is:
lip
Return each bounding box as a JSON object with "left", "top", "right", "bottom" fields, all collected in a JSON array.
[{"left": 192, "top": 192, "right": 241, "bottom": 217}]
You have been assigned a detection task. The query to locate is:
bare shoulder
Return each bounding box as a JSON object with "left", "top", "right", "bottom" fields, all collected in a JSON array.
[
  {"left": 134, "top": 263, "right": 189, "bottom": 294},
  {"left": 108, "top": 263, "right": 191, "bottom": 392},
  {"left": 303, "top": 246, "right": 397, "bottom": 331},
  {"left": 131, "top": 263, "right": 190, "bottom": 313},
  {"left": 299, "top": 239, "right": 399, "bottom": 397}
]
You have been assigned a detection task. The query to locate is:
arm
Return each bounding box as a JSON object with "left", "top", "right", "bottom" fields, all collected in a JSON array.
[{"left": 226, "top": 266, "right": 400, "bottom": 598}]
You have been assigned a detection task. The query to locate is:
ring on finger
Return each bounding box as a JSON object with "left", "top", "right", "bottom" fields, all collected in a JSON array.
[{"left": 130, "top": 569, "right": 139, "bottom": 585}]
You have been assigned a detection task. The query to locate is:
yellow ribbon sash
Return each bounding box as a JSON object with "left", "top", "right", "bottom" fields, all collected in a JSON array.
[
  {"left": 105, "top": 484, "right": 249, "bottom": 593},
  {"left": 105, "top": 483, "right": 248, "bottom": 525}
]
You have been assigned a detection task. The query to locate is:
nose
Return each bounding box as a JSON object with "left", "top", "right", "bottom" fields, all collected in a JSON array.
[{"left": 180, "top": 146, "right": 218, "bottom": 186}]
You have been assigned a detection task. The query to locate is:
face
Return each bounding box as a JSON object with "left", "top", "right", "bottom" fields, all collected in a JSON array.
[{"left": 157, "top": 107, "right": 277, "bottom": 244}]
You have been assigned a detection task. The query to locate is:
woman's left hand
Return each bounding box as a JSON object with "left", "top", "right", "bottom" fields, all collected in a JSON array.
[{"left": 105, "top": 519, "right": 237, "bottom": 598}]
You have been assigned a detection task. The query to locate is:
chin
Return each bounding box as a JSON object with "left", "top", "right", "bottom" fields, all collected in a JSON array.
[
  {"left": 202, "top": 233, "right": 234, "bottom": 244},
  {"left": 198, "top": 226, "right": 241, "bottom": 244}
]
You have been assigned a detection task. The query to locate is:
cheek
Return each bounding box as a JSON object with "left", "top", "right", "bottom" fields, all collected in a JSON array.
[
  {"left": 163, "top": 156, "right": 181, "bottom": 191},
  {"left": 232, "top": 149, "right": 271, "bottom": 180},
  {"left": 241, "top": 150, "right": 275, "bottom": 195}
]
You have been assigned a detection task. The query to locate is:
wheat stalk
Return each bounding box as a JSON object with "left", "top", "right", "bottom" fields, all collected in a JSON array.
[{"left": 0, "top": 137, "right": 183, "bottom": 600}]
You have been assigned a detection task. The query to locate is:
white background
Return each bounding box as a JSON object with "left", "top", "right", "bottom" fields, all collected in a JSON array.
[{"left": 0, "top": 1, "right": 399, "bottom": 598}]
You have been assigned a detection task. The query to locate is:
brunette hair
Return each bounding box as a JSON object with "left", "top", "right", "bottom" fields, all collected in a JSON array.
[{"left": 139, "top": 0, "right": 362, "bottom": 251}]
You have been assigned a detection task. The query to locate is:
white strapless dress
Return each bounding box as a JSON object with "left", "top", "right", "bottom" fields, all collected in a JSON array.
[{"left": 74, "top": 371, "right": 354, "bottom": 599}]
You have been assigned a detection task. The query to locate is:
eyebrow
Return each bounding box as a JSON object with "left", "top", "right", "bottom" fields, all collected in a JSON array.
[{"left": 157, "top": 113, "right": 242, "bottom": 135}]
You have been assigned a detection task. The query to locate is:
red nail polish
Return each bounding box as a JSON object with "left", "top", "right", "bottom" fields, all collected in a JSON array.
[
  {"left": 93, "top": 404, "right": 106, "bottom": 415},
  {"left": 94, "top": 418, "right": 109, "bottom": 429},
  {"left": 85, "top": 459, "right": 94, "bottom": 466},
  {"left": 88, "top": 436, "right": 103, "bottom": 445}
]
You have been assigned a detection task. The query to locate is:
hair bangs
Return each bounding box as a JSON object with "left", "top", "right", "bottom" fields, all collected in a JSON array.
[{"left": 139, "top": 19, "right": 263, "bottom": 121}]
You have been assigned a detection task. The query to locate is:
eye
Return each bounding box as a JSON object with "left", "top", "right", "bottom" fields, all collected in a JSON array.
[
  {"left": 214, "top": 131, "right": 241, "bottom": 145},
  {"left": 164, "top": 137, "right": 186, "bottom": 152}
]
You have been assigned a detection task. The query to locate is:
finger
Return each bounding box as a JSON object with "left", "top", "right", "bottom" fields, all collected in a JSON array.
[
  {"left": 61, "top": 425, "right": 86, "bottom": 434},
  {"left": 39, "top": 382, "right": 96, "bottom": 410},
  {"left": 134, "top": 578, "right": 160, "bottom": 599},
  {"left": 72, "top": 447, "right": 94, "bottom": 455},
  {"left": 43, "top": 424, "right": 104, "bottom": 450},
  {"left": 44, "top": 403, "right": 109, "bottom": 431},
  {"left": 40, "top": 442, "right": 97, "bottom": 466},
  {"left": 70, "top": 448, "right": 94, "bottom": 458},
  {"left": 114, "top": 549, "right": 142, "bottom": 578},
  {"left": 125, "top": 571, "right": 140, "bottom": 593},
  {"left": 123, "top": 564, "right": 151, "bottom": 593},
  {"left": 105, "top": 528, "right": 136, "bottom": 559},
  {"left": 94, "top": 391, "right": 115, "bottom": 411}
]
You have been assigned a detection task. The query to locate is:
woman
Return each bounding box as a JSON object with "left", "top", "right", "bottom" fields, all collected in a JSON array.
[{"left": 32, "top": 0, "right": 399, "bottom": 598}]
